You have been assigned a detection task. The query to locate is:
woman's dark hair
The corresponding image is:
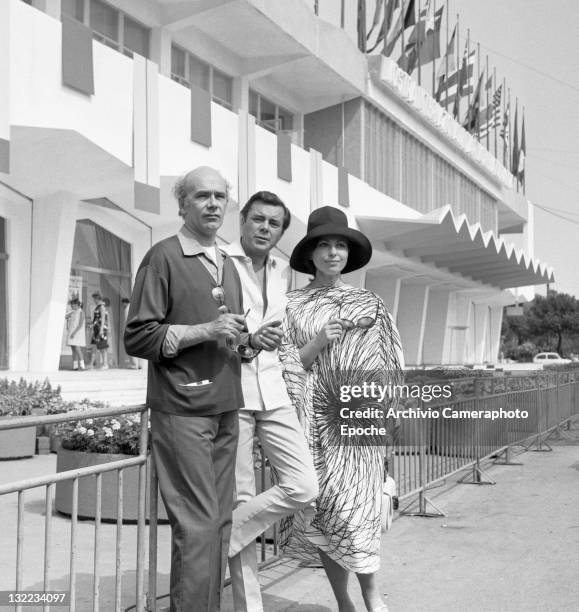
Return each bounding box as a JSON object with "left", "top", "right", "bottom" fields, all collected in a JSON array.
[
  {"left": 103, "top": 297, "right": 111, "bottom": 307},
  {"left": 240, "top": 191, "right": 291, "bottom": 231}
]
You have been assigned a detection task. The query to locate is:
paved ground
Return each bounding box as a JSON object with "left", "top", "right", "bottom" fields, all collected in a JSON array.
[{"left": 1, "top": 423, "right": 578, "bottom": 611}]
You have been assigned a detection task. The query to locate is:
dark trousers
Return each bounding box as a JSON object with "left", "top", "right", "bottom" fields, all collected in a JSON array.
[{"left": 150, "top": 410, "right": 239, "bottom": 612}]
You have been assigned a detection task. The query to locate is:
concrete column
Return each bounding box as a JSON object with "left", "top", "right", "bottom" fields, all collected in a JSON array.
[
  {"left": 396, "top": 283, "right": 429, "bottom": 366},
  {"left": 422, "top": 289, "right": 451, "bottom": 365},
  {"left": 232, "top": 75, "right": 249, "bottom": 114},
  {"left": 488, "top": 305, "right": 503, "bottom": 363},
  {"left": 29, "top": 193, "right": 79, "bottom": 371},
  {"left": 237, "top": 110, "right": 256, "bottom": 206},
  {"left": 445, "top": 292, "right": 471, "bottom": 364},
  {"left": 149, "top": 27, "right": 172, "bottom": 77},
  {"left": 0, "top": 186, "right": 32, "bottom": 371},
  {"left": 472, "top": 302, "right": 489, "bottom": 363}
]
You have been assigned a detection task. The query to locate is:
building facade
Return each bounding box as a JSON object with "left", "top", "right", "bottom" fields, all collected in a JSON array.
[{"left": 0, "top": 0, "right": 553, "bottom": 372}]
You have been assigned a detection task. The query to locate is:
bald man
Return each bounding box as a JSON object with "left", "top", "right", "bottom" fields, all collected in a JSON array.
[{"left": 125, "top": 167, "right": 248, "bottom": 611}]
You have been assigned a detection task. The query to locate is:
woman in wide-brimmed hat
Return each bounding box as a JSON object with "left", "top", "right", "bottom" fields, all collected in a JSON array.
[{"left": 279, "top": 206, "right": 403, "bottom": 612}]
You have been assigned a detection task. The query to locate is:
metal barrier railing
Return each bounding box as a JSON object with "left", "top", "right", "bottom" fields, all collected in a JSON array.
[
  {"left": 0, "top": 405, "right": 149, "bottom": 612},
  {"left": 1, "top": 368, "right": 578, "bottom": 610}
]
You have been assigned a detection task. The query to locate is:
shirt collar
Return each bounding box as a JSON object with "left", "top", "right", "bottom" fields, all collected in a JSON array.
[
  {"left": 177, "top": 226, "right": 225, "bottom": 258},
  {"left": 223, "top": 240, "right": 277, "bottom": 268}
]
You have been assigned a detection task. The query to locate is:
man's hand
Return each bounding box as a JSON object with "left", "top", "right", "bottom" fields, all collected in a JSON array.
[
  {"left": 206, "top": 313, "right": 246, "bottom": 342},
  {"left": 313, "top": 319, "right": 343, "bottom": 350},
  {"left": 251, "top": 320, "right": 284, "bottom": 351}
]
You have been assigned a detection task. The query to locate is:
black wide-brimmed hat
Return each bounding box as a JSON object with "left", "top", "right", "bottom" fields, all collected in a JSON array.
[{"left": 289, "top": 206, "right": 372, "bottom": 274}]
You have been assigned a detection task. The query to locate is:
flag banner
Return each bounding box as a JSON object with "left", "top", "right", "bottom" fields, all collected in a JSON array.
[
  {"left": 436, "top": 24, "right": 457, "bottom": 81},
  {"left": 518, "top": 116, "right": 526, "bottom": 186},
  {"left": 367, "top": 0, "right": 399, "bottom": 52},
  {"left": 511, "top": 105, "right": 519, "bottom": 176},
  {"left": 479, "top": 82, "right": 502, "bottom": 138},
  {"left": 463, "top": 71, "right": 484, "bottom": 133},
  {"left": 383, "top": 0, "right": 416, "bottom": 56},
  {"left": 439, "top": 47, "right": 475, "bottom": 108},
  {"left": 414, "top": 5, "right": 444, "bottom": 66},
  {"left": 500, "top": 101, "right": 510, "bottom": 166},
  {"left": 358, "top": 0, "right": 367, "bottom": 51}
]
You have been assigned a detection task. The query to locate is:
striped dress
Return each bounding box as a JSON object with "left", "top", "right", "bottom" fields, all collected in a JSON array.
[{"left": 278, "top": 285, "right": 403, "bottom": 573}]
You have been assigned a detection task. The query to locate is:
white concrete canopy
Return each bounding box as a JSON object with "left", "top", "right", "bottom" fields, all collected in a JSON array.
[{"left": 357, "top": 206, "right": 554, "bottom": 290}]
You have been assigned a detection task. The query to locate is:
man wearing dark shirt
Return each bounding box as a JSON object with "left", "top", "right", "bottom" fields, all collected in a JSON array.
[{"left": 125, "top": 166, "right": 247, "bottom": 612}]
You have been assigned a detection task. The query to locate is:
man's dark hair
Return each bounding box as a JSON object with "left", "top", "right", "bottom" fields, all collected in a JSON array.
[{"left": 240, "top": 191, "right": 291, "bottom": 232}]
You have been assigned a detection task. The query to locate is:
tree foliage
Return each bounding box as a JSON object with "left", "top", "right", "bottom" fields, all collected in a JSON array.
[{"left": 502, "top": 291, "right": 579, "bottom": 358}]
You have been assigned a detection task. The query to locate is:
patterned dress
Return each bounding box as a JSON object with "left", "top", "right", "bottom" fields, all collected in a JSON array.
[{"left": 278, "top": 285, "right": 403, "bottom": 573}]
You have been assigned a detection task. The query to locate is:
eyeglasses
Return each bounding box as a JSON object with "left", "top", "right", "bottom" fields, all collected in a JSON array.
[
  {"left": 212, "top": 286, "right": 227, "bottom": 312},
  {"left": 339, "top": 303, "right": 378, "bottom": 331},
  {"left": 211, "top": 286, "right": 257, "bottom": 358}
]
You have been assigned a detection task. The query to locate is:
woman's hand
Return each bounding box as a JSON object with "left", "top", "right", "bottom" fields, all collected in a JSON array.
[
  {"left": 313, "top": 319, "right": 343, "bottom": 350},
  {"left": 299, "top": 319, "right": 343, "bottom": 369}
]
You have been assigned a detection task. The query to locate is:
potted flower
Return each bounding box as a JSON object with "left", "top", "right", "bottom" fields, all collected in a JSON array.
[
  {"left": 0, "top": 378, "right": 65, "bottom": 459},
  {"left": 55, "top": 413, "right": 168, "bottom": 523}
]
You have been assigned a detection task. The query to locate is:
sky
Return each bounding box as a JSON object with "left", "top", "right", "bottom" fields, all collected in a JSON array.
[{"left": 443, "top": 0, "right": 579, "bottom": 297}]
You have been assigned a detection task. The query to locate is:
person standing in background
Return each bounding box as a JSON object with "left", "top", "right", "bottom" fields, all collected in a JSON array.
[{"left": 65, "top": 298, "right": 86, "bottom": 370}]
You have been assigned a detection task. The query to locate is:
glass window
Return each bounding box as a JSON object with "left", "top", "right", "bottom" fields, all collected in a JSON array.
[
  {"left": 90, "top": 0, "right": 119, "bottom": 49},
  {"left": 259, "top": 96, "right": 277, "bottom": 131},
  {"left": 212, "top": 68, "right": 232, "bottom": 108},
  {"left": 123, "top": 16, "right": 149, "bottom": 58},
  {"left": 171, "top": 46, "right": 187, "bottom": 82},
  {"left": 249, "top": 89, "right": 259, "bottom": 119},
  {"left": 278, "top": 106, "right": 294, "bottom": 131},
  {"left": 189, "top": 55, "right": 210, "bottom": 92},
  {"left": 61, "top": 0, "right": 84, "bottom": 22},
  {"left": 0, "top": 217, "right": 7, "bottom": 369}
]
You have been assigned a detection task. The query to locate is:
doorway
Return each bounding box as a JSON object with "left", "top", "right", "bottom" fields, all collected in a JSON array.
[{"left": 60, "top": 219, "right": 132, "bottom": 370}]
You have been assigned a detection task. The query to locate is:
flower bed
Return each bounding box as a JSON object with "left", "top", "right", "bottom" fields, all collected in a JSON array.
[
  {"left": 0, "top": 378, "right": 68, "bottom": 459},
  {"left": 55, "top": 414, "right": 167, "bottom": 522}
]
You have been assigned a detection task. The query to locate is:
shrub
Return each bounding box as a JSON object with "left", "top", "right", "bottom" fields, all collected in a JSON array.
[{"left": 0, "top": 378, "right": 66, "bottom": 417}]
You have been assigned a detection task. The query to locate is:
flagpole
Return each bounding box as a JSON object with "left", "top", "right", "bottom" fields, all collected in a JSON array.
[
  {"left": 401, "top": 0, "right": 406, "bottom": 62},
  {"left": 454, "top": 13, "right": 459, "bottom": 118},
  {"left": 444, "top": 0, "right": 450, "bottom": 110},
  {"left": 466, "top": 28, "right": 471, "bottom": 123},
  {"left": 522, "top": 105, "right": 526, "bottom": 194},
  {"left": 475, "top": 42, "right": 480, "bottom": 140},
  {"left": 417, "top": 0, "right": 422, "bottom": 85},
  {"left": 511, "top": 96, "right": 519, "bottom": 193},
  {"left": 432, "top": 0, "right": 436, "bottom": 95},
  {"left": 507, "top": 87, "right": 511, "bottom": 168},
  {"left": 493, "top": 68, "right": 498, "bottom": 158},
  {"left": 485, "top": 53, "right": 495, "bottom": 151}
]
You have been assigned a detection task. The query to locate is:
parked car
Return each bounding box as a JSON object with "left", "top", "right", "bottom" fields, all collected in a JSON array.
[{"left": 532, "top": 352, "right": 571, "bottom": 365}]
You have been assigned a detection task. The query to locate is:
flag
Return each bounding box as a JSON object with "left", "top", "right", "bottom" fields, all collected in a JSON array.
[
  {"left": 357, "top": 0, "right": 367, "bottom": 52},
  {"left": 511, "top": 105, "right": 519, "bottom": 176},
  {"left": 367, "top": 0, "right": 385, "bottom": 41},
  {"left": 435, "top": 24, "right": 457, "bottom": 101},
  {"left": 500, "top": 100, "right": 510, "bottom": 166},
  {"left": 383, "top": 0, "right": 416, "bottom": 56},
  {"left": 404, "top": 3, "right": 444, "bottom": 70},
  {"left": 451, "top": 44, "right": 476, "bottom": 119},
  {"left": 367, "top": 0, "right": 399, "bottom": 52},
  {"left": 479, "top": 79, "right": 500, "bottom": 139},
  {"left": 463, "top": 71, "right": 484, "bottom": 133},
  {"left": 518, "top": 115, "right": 526, "bottom": 187}
]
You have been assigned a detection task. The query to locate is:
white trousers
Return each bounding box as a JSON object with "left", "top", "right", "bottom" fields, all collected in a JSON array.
[{"left": 228, "top": 405, "right": 318, "bottom": 612}]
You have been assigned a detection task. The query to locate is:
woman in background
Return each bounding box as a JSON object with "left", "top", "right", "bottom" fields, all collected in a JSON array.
[{"left": 65, "top": 298, "right": 86, "bottom": 370}]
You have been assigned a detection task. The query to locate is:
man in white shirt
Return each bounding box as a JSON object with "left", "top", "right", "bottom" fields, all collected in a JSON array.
[{"left": 224, "top": 191, "right": 318, "bottom": 612}]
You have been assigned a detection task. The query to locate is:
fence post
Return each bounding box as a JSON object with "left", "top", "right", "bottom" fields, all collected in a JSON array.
[
  {"left": 399, "top": 399, "right": 445, "bottom": 517},
  {"left": 458, "top": 379, "right": 495, "bottom": 484},
  {"left": 526, "top": 372, "right": 552, "bottom": 452}
]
